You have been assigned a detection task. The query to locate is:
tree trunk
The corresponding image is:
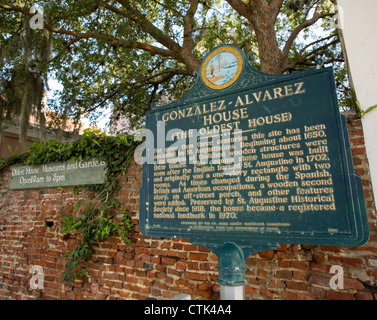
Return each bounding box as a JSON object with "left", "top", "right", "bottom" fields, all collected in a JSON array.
[
  {"left": 226, "top": 0, "right": 286, "bottom": 75},
  {"left": 254, "top": 20, "right": 285, "bottom": 75},
  {"left": 256, "top": 31, "right": 285, "bottom": 74},
  {"left": 180, "top": 52, "right": 201, "bottom": 74}
]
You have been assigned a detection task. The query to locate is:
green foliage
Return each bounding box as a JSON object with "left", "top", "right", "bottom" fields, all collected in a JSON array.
[
  {"left": 0, "top": 152, "right": 27, "bottom": 170},
  {"left": 0, "top": 128, "right": 140, "bottom": 285},
  {"left": 1, "top": 0, "right": 351, "bottom": 131}
]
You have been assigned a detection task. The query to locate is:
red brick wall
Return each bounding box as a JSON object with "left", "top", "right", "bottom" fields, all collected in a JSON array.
[{"left": 0, "top": 118, "right": 376, "bottom": 300}]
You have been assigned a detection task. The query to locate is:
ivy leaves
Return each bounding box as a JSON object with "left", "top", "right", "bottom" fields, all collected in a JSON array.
[
  {"left": 61, "top": 203, "right": 135, "bottom": 285},
  {"left": 58, "top": 129, "right": 139, "bottom": 285},
  {"left": 0, "top": 128, "right": 140, "bottom": 285}
]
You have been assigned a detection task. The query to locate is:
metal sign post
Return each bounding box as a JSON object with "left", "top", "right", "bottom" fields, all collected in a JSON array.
[
  {"left": 201, "top": 242, "right": 278, "bottom": 300},
  {"left": 220, "top": 285, "right": 245, "bottom": 300},
  {"left": 218, "top": 243, "right": 246, "bottom": 300}
]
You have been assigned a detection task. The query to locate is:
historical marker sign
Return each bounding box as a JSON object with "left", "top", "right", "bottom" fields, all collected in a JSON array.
[
  {"left": 9, "top": 158, "right": 107, "bottom": 190},
  {"left": 139, "top": 45, "right": 369, "bottom": 250}
]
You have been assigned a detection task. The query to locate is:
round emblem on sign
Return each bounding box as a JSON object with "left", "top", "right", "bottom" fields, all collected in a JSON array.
[{"left": 201, "top": 46, "right": 243, "bottom": 90}]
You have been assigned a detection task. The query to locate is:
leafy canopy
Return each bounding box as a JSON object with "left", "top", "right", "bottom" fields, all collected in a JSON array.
[{"left": 0, "top": 0, "right": 350, "bottom": 135}]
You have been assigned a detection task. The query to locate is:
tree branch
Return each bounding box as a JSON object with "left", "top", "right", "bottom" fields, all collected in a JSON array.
[
  {"left": 113, "top": 0, "right": 200, "bottom": 72},
  {"left": 85, "top": 68, "right": 190, "bottom": 113},
  {"left": 149, "top": 0, "right": 183, "bottom": 17},
  {"left": 297, "top": 34, "right": 338, "bottom": 57},
  {"left": 140, "top": 68, "right": 192, "bottom": 85},
  {"left": 283, "top": 4, "right": 334, "bottom": 57},
  {"left": 284, "top": 37, "right": 340, "bottom": 72},
  {"left": 226, "top": 0, "right": 253, "bottom": 22},
  {"left": 182, "top": 0, "right": 199, "bottom": 53},
  {"left": 0, "top": 2, "right": 174, "bottom": 59},
  {"left": 114, "top": 0, "right": 182, "bottom": 54},
  {"left": 302, "top": 38, "right": 339, "bottom": 59},
  {"left": 47, "top": 38, "right": 81, "bottom": 63}
]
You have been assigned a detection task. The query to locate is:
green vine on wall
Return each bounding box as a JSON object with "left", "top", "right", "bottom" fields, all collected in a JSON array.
[
  {"left": 348, "top": 90, "right": 377, "bottom": 119},
  {"left": 0, "top": 129, "right": 141, "bottom": 285}
]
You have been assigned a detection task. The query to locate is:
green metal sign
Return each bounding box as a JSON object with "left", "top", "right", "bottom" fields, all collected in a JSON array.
[
  {"left": 9, "top": 158, "right": 107, "bottom": 190},
  {"left": 139, "top": 45, "right": 369, "bottom": 255}
]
